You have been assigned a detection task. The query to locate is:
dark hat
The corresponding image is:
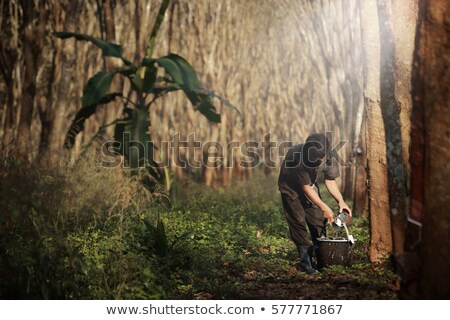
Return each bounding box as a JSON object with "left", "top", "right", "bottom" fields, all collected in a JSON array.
[
  {"left": 303, "top": 133, "right": 331, "bottom": 167},
  {"left": 306, "top": 133, "right": 330, "bottom": 155}
]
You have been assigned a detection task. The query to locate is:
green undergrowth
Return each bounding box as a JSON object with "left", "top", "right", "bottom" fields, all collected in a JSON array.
[{"left": 0, "top": 160, "right": 398, "bottom": 299}]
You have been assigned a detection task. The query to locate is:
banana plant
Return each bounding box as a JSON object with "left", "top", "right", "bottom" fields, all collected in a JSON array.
[{"left": 53, "top": 0, "right": 235, "bottom": 189}]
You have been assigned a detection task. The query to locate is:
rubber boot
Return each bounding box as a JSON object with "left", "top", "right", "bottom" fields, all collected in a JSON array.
[
  {"left": 308, "top": 245, "right": 319, "bottom": 270},
  {"left": 297, "top": 246, "right": 318, "bottom": 275},
  {"left": 313, "top": 245, "right": 324, "bottom": 270}
]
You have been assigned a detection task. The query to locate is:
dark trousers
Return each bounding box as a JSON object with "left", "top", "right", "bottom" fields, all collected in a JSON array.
[{"left": 281, "top": 193, "right": 326, "bottom": 250}]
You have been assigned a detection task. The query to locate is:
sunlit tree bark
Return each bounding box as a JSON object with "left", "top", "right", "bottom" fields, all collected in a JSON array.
[
  {"left": 359, "top": 0, "right": 392, "bottom": 262},
  {"left": 377, "top": 0, "right": 417, "bottom": 260},
  {"left": 359, "top": 0, "right": 417, "bottom": 262}
]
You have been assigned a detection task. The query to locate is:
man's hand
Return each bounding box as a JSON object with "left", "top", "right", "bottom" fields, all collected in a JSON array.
[
  {"left": 338, "top": 201, "right": 352, "bottom": 216},
  {"left": 325, "top": 180, "right": 352, "bottom": 217},
  {"left": 321, "top": 205, "right": 335, "bottom": 224}
]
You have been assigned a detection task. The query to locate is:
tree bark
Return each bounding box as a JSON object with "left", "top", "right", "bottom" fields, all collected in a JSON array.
[
  {"left": 352, "top": 112, "right": 367, "bottom": 216},
  {"left": 37, "top": 1, "right": 83, "bottom": 165},
  {"left": 0, "top": 1, "right": 19, "bottom": 158},
  {"left": 359, "top": 0, "right": 392, "bottom": 262},
  {"left": 377, "top": 0, "right": 417, "bottom": 260},
  {"left": 410, "top": 0, "right": 450, "bottom": 299},
  {"left": 16, "top": 1, "right": 45, "bottom": 161},
  {"left": 99, "top": 0, "right": 120, "bottom": 139},
  {"left": 359, "top": 0, "right": 417, "bottom": 262}
]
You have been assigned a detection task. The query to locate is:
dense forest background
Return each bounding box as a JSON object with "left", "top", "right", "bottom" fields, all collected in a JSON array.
[
  {"left": 0, "top": 0, "right": 449, "bottom": 299},
  {"left": 0, "top": 0, "right": 363, "bottom": 190}
]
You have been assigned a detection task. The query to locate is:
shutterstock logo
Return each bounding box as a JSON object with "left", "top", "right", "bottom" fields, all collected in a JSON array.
[{"left": 100, "top": 131, "right": 349, "bottom": 169}]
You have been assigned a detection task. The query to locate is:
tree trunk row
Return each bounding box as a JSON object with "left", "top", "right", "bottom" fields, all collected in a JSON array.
[{"left": 0, "top": 0, "right": 363, "bottom": 191}]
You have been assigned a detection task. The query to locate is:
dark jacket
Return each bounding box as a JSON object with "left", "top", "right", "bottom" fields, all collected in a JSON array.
[{"left": 278, "top": 143, "right": 340, "bottom": 205}]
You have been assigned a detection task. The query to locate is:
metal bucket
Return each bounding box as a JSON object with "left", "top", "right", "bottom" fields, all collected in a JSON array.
[{"left": 316, "top": 237, "right": 354, "bottom": 267}]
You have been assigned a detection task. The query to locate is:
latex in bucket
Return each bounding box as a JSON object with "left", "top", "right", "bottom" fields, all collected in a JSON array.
[{"left": 316, "top": 238, "right": 354, "bottom": 267}]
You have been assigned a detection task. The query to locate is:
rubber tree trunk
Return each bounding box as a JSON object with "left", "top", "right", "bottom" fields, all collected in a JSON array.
[
  {"left": 16, "top": 1, "right": 45, "bottom": 162},
  {"left": 359, "top": 0, "right": 392, "bottom": 262},
  {"left": 37, "top": 1, "right": 81, "bottom": 166},
  {"left": 410, "top": 0, "right": 450, "bottom": 299},
  {"left": 360, "top": 0, "right": 417, "bottom": 262},
  {"left": 352, "top": 112, "right": 367, "bottom": 216},
  {"left": 377, "top": 0, "right": 417, "bottom": 260}
]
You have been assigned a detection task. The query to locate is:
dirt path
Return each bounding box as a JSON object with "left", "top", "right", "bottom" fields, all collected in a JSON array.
[
  {"left": 235, "top": 269, "right": 399, "bottom": 299},
  {"left": 193, "top": 261, "right": 400, "bottom": 300}
]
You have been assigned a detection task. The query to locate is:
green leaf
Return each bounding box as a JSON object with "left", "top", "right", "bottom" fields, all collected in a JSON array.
[
  {"left": 113, "top": 107, "right": 151, "bottom": 168},
  {"left": 53, "top": 32, "right": 124, "bottom": 58},
  {"left": 129, "top": 66, "right": 157, "bottom": 94},
  {"left": 142, "top": 65, "right": 157, "bottom": 93},
  {"left": 178, "top": 230, "right": 195, "bottom": 240},
  {"left": 131, "top": 71, "right": 144, "bottom": 92},
  {"left": 117, "top": 109, "right": 151, "bottom": 168},
  {"left": 186, "top": 92, "right": 221, "bottom": 123},
  {"left": 151, "top": 84, "right": 181, "bottom": 98},
  {"left": 143, "top": 54, "right": 223, "bottom": 123},
  {"left": 64, "top": 93, "right": 122, "bottom": 148},
  {"left": 155, "top": 218, "right": 168, "bottom": 257},
  {"left": 82, "top": 71, "right": 116, "bottom": 107},
  {"left": 113, "top": 108, "right": 165, "bottom": 183},
  {"left": 144, "top": 219, "right": 157, "bottom": 233},
  {"left": 143, "top": 54, "right": 200, "bottom": 90},
  {"left": 116, "top": 65, "right": 138, "bottom": 77},
  {"left": 193, "top": 88, "right": 239, "bottom": 113},
  {"left": 143, "top": 217, "right": 169, "bottom": 257}
]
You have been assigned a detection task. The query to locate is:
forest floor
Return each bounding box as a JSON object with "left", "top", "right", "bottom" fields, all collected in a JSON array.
[
  {"left": 166, "top": 175, "right": 399, "bottom": 300},
  {"left": 1, "top": 162, "right": 399, "bottom": 299}
]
